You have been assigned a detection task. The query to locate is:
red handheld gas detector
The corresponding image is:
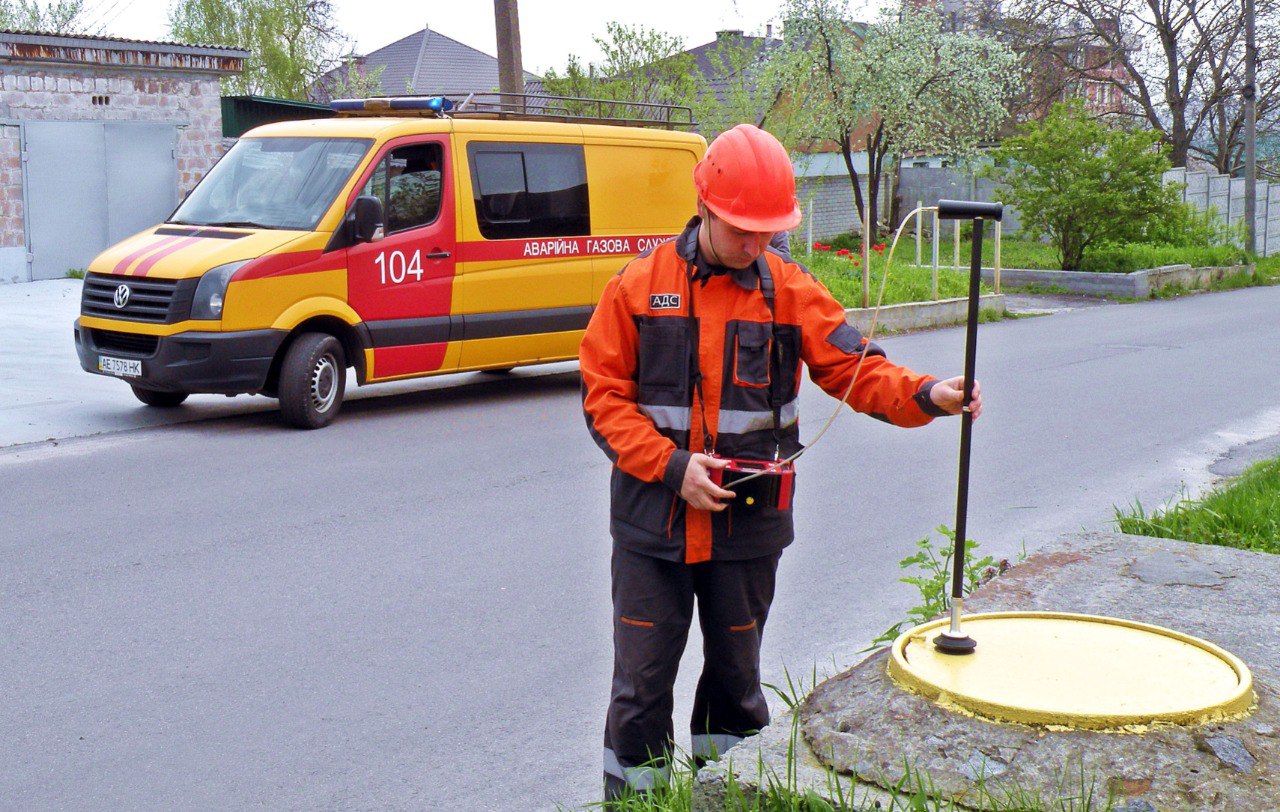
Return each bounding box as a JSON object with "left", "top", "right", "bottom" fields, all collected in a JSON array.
[{"left": 709, "top": 457, "right": 795, "bottom": 511}]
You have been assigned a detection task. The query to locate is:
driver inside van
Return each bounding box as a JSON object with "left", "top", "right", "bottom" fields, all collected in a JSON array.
[{"left": 388, "top": 155, "right": 442, "bottom": 232}]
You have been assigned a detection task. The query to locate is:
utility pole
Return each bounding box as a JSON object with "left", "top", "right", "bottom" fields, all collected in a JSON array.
[
  {"left": 494, "top": 0, "right": 525, "bottom": 108},
  {"left": 1245, "top": 0, "right": 1257, "bottom": 254}
]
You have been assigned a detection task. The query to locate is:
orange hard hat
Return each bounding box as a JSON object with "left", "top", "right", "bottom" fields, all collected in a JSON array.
[{"left": 694, "top": 124, "right": 802, "bottom": 233}]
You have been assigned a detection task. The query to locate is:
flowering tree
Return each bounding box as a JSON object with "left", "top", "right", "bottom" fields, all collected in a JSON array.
[{"left": 766, "top": 2, "right": 1021, "bottom": 242}]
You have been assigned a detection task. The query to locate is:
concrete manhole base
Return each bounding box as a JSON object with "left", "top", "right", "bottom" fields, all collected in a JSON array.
[{"left": 693, "top": 534, "right": 1280, "bottom": 811}]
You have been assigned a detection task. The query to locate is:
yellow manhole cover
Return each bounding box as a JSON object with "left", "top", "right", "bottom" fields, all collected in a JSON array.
[{"left": 888, "top": 612, "right": 1254, "bottom": 729}]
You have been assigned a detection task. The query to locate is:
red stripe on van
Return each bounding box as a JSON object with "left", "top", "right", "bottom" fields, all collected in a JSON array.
[
  {"left": 456, "top": 234, "right": 674, "bottom": 264},
  {"left": 130, "top": 236, "right": 201, "bottom": 276},
  {"left": 112, "top": 235, "right": 182, "bottom": 275},
  {"left": 232, "top": 251, "right": 328, "bottom": 281},
  {"left": 372, "top": 343, "right": 448, "bottom": 379}
]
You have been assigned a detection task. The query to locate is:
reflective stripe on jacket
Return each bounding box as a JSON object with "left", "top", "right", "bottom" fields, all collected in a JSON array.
[{"left": 581, "top": 217, "right": 945, "bottom": 564}]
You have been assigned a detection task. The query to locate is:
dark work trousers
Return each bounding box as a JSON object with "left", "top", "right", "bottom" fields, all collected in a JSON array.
[{"left": 602, "top": 544, "right": 781, "bottom": 795}]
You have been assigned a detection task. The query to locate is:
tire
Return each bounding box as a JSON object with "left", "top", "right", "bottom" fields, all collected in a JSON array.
[
  {"left": 278, "top": 332, "right": 346, "bottom": 429},
  {"left": 131, "top": 386, "right": 188, "bottom": 408}
]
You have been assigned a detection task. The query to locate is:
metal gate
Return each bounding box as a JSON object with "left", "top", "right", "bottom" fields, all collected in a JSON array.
[{"left": 24, "top": 121, "right": 178, "bottom": 281}]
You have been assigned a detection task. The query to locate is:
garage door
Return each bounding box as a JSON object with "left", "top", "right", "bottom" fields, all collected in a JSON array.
[{"left": 25, "top": 121, "right": 178, "bottom": 281}]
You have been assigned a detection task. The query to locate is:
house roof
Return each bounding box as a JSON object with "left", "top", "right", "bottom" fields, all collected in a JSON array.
[
  {"left": 0, "top": 28, "right": 248, "bottom": 56},
  {"left": 0, "top": 29, "right": 246, "bottom": 74},
  {"left": 682, "top": 29, "right": 781, "bottom": 81},
  {"left": 356, "top": 25, "right": 538, "bottom": 97}
]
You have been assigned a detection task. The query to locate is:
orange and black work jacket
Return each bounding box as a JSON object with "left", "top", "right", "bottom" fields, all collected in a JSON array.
[{"left": 581, "top": 217, "right": 948, "bottom": 565}]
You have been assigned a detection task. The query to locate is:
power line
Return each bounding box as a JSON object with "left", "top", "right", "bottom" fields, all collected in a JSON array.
[
  {"left": 96, "top": 0, "right": 143, "bottom": 36},
  {"left": 80, "top": 0, "right": 128, "bottom": 34}
]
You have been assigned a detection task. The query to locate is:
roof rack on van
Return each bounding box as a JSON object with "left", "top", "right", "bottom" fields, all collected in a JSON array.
[{"left": 329, "top": 92, "right": 697, "bottom": 130}]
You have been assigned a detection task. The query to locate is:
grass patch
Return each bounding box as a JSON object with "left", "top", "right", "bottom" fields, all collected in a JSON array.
[
  {"left": 1115, "top": 456, "right": 1280, "bottom": 554},
  {"left": 573, "top": 721, "right": 1117, "bottom": 811},
  {"left": 805, "top": 250, "right": 991, "bottom": 309},
  {"left": 65, "top": 268, "right": 86, "bottom": 279},
  {"left": 1078, "top": 242, "right": 1246, "bottom": 274},
  {"left": 845, "top": 234, "right": 1249, "bottom": 275},
  {"left": 1252, "top": 254, "right": 1280, "bottom": 285}
]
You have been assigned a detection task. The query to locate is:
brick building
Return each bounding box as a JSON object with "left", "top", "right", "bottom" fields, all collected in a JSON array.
[{"left": 0, "top": 31, "right": 246, "bottom": 282}]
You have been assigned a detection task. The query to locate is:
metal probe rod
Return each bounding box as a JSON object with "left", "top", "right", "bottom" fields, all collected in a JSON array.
[
  {"left": 952, "top": 218, "right": 982, "bottom": 604},
  {"left": 932, "top": 199, "right": 1001, "bottom": 654}
]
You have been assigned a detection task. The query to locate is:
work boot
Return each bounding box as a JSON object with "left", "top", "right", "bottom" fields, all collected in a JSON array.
[{"left": 602, "top": 772, "right": 655, "bottom": 809}]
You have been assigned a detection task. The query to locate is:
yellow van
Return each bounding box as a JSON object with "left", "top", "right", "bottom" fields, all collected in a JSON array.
[{"left": 74, "top": 94, "right": 705, "bottom": 427}]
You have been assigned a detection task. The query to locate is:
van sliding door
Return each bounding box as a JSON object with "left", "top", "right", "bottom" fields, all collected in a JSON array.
[{"left": 454, "top": 140, "right": 593, "bottom": 370}]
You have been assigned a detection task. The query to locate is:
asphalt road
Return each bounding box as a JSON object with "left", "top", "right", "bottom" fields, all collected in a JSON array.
[{"left": 4, "top": 286, "right": 1280, "bottom": 810}]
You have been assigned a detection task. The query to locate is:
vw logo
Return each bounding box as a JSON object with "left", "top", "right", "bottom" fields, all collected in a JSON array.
[{"left": 114, "top": 284, "right": 131, "bottom": 309}]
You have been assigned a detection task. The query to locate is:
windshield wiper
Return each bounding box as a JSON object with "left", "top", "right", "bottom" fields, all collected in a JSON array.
[{"left": 199, "top": 220, "right": 279, "bottom": 230}]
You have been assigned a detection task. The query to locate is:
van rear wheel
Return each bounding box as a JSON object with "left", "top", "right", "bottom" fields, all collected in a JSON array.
[
  {"left": 279, "top": 332, "right": 346, "bottom": 429},
  {"left": 131, "top": 386, "right": 188, "bottom": 408}
]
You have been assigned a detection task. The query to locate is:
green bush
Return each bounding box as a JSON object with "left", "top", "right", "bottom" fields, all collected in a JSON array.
[
  {"left": 1139, "top": 199, "right": 1242, "bottom": 248},
  {"left": 1078, "top": 243, "right": 1247, "bottom": 274},
  {"left": 821, "top": 232, "right": 862, "bottom": 252},
  {"left": 986, "top": 101, "right": 1172, "bottom": 271}
]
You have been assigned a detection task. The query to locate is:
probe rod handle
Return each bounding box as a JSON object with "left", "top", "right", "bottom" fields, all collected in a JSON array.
[
  {"left": 951, "top": 218, "right": 983, "bottom": 600},
  {"left": 937, "top": 199, "right": 1003, "bottom": 222}
]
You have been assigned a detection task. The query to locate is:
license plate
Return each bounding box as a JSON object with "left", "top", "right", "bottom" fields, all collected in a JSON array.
[{"left": 99, "top": 355, "right": 142, "bottom": 378}]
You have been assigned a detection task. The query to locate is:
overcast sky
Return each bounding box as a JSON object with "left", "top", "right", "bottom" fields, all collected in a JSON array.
[{"left": 99, "top": 0, "right": 886, "bottom": 76}]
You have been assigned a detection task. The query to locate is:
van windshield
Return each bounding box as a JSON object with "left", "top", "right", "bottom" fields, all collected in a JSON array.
[{"left": 170, "top": 137, "right": 372, "bottom": 231}]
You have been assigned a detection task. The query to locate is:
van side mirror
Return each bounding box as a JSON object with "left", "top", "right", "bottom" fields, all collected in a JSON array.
[{"left": 350, "top": 195, "right": 384, "bottom": 243}]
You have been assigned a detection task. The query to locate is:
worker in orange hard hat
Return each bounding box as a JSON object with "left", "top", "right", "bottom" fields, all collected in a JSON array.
[{"left": 580, "top": 123, "right": 981, "bottom": 803}]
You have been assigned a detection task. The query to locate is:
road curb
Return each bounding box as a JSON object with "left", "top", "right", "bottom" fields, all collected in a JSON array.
[
  {"left": 979, "top": 264, "right": 1253, "bottom": 298},
  {"left": 844, "top": 293, "right": 1006, "bottom": 333}
]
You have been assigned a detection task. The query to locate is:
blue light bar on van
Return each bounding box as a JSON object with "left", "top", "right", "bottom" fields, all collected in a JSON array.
[{"left": 329, "top": 96, "right": 455, "bottom": 115}]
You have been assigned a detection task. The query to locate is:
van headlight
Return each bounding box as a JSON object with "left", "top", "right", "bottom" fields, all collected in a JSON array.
[{"left": 191, "top": 261, "right": 249, "bottom": 320}]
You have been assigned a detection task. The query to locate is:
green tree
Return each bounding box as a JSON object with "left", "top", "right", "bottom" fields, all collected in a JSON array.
[
  {"left": 689, "top": 34, "right": 777, "bottom": 139},
  {"left": 168, "top": 0, "right": 363, "bottom": 100},
  {"left": 542, "top": 23, "right": 698, "bottom": 124},
  {"left": 987, "top": 101, "right": 1173, "bottom": 271},
  {"left": 543, "top": 23, "right": 777, "bottom": 139},
  {"left": 0, "top": 0, "right": 90, "bottom": 32}
]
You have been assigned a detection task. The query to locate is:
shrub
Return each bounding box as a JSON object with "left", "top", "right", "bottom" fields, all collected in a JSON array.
[
  {"left": 986, "top": 101, "right": 1171, "bottom": 271},
  {"left": 1139, "top": 198, "right": 1242, "bottom": 248},
  {"left": 825, "top": 231, "right": 861, "bottom": 252}
]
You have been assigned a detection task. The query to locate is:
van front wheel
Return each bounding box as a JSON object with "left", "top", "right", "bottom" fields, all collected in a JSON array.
[
  {"left": 279, "top": 332, "right": 346, "bottom": 429},
  {"left": 131, "top": 386, "right": 188, "bottom": 408}
]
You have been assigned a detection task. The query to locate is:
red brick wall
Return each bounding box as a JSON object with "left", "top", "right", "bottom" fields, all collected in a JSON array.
[{"left": 0, "top": 126, "right": 22, "bottom": 250}]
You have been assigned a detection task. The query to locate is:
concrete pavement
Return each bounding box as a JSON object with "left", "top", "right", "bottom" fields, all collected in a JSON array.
[{"left": 6, "top": 282, "right": 1280, "bottom": 810}]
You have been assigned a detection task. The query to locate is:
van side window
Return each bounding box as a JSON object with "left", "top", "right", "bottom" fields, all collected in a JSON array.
[
  {"left": 360, "top": 143, "right": 443, "bottom": 234},
  {"left": 468, "top": 142, "right": 590, "bottom": 240}
]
